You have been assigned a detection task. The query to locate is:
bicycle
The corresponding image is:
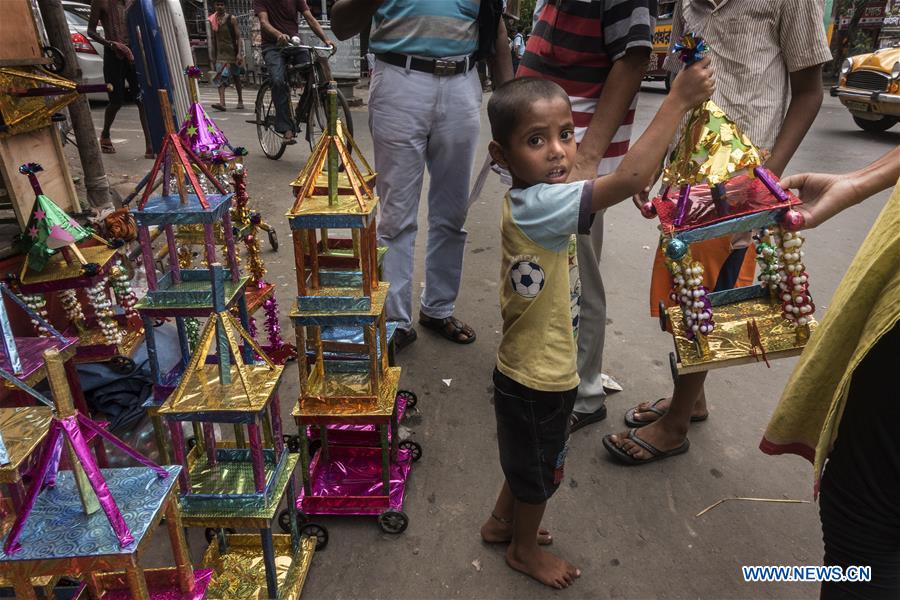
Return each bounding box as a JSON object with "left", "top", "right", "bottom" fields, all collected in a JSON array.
[{"left": 253, "top": 40, "right": 354, "bottom": 160}]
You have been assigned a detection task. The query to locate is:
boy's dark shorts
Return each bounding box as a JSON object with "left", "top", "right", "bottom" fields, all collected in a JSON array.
[{"left": 493, "top": 368, "right": 576, "bottom": 504}]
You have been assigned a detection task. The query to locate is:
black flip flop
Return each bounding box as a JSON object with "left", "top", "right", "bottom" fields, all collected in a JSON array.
[
  {"left": 418, "top": 315, "right": 476, "bottom": 344},
  {"left": 569, "top": 405, "right": 607, "bottom": 433},
  {"left": 602, "top": 429, "right": 690, "bottom": 466},
  {"left": 624, "top": 398, "right": 709, "bottom": 428}
]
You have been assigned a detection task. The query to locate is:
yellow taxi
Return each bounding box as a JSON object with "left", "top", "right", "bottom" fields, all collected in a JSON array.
[{"left": 831, "top": 44, "right": 900, "bottom": 132}]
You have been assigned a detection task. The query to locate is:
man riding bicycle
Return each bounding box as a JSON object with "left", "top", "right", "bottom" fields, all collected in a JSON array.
[{"left": 254, "top": 0, "right": 334, "bottom": 145}]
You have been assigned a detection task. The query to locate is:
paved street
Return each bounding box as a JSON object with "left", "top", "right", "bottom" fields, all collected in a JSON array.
[{"left": 77, "top": 82, "right": 899, "bottom": 599}]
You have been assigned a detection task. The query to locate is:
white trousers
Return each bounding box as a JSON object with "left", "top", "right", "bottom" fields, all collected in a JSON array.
[
  {"left": 574, "top": 215, "right": 607, "bottom": 413},
  {"left": 368, "top": 61, "right": 483, "bottom": 330}
]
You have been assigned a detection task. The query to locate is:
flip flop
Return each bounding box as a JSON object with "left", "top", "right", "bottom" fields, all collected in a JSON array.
[
  {"left": 211, "top": 103, "right": 226, "bottom": 111},
  {"left": 418, "top": 314, "right": 476, "bottom": 344},
  {"left": 100, "top": 138, "right": 115, "bottom": 154},
  {"left": 602, "top": 429, "right": 690, "bottom": 466},
  {"left": 624, "top": 398, "right": 709, "bottom": 428},
  {"left": 236, "top": 103, "right": 245, "bottom": 110}
]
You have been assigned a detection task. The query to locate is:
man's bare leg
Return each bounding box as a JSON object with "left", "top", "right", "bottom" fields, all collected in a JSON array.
[
  {"left": 609, "top": 371, "right": 706, "bottom": 460},
  {"left": 481, "top": 482, "right": 552, "bottom": 545},
  {"left": 234, "top": 76, "right": 244, "bottom": 108},
  {"left": 217, "top": 86, "right": 227, "bottom": 108},
  {"left": 505, "top": 495, "right": 581, "bottom": 589}
]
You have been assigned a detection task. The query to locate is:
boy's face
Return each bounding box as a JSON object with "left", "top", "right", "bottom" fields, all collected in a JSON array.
[
  {"left": 215, "top": 2, "right": 226, "bottom": 14},
  {"left": 490, "top": 96, "right": 576, "bottom": 188}
]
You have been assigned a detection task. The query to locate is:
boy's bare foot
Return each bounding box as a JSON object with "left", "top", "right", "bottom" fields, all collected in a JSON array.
[
  {"left": 506, "top": 543, "right": 580, "bottom": 589},
  {"left": 480, "top": 514, "right": 552, "bottom": 545}
]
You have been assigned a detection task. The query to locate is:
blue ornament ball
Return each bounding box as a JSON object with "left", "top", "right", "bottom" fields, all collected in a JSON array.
[{"left": 665, "top": 238, "right": 688, "bottom": 260}]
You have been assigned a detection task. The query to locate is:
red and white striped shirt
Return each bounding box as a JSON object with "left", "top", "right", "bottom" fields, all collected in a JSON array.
[{"left": 518, "top": 0, "right": 655, "bottom": 174}]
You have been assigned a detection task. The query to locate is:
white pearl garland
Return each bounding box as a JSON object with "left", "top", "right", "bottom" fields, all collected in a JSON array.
[{"left": 86, "top": 277, "right": 124, "bottom": 345}]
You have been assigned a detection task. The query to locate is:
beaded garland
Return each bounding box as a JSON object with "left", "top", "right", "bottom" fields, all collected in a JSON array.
[
  {"left": 86, "top": 277, "right": 124, "bottom": 345},
  {"left": 109, "top": 264, "right": 138, "bottom": 318},
  {"left": 59, "top": 288, "right": 86, "bottom": 332},
  {"left": 22, "top": 293, "right": 50, "bottom": 336},
  {"left": 754, "top": 226, "right": 783, "bottom": 294},
  {"left": 778, "top": 231, "right": 815, "bottom": 327}
]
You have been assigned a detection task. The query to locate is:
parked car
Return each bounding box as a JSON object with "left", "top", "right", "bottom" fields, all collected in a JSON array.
[
  {"left": 831, "top": 44, "right": 900, "bottom": 132},
  {"left": 61, "top": 0, "right": 106, "bottom": 101}
]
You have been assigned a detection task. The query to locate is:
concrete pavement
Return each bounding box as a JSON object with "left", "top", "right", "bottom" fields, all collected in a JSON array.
[{"left": 77, "top": 82, "right": 899, "bottom": 599}]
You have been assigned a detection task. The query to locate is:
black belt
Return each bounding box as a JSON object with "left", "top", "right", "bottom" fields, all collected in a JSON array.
[{"left": 375, "top": 52, "right": 477, "bottom": 76}]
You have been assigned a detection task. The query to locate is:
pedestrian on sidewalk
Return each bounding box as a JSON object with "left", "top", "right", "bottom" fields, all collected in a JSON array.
[
  {"left": 330, "top": 0, "right": 514, "bottom": 351},
  {"left": 517, "top": 0, "right": 656, "bottom": 432},
  {"left": 88, "top": 0, "right": 155, "bottom": 158},
  {"left": 604, "top": 0, "right": 832, "bottom": 465},
  {"left": 209, "top": 0, "right": 245, "bottom": 111}
]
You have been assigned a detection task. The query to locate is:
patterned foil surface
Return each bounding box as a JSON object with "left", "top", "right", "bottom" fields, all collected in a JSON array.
[
  {"left": 76, "top": 567, "right": 214, "bottom": 599},
  {"left": 297, "top": 366, "right": 400, "bottom": 422},
  {"left": 201, "top": 534, "right": 315, "bottom": 600},
  {"left": 668, "top": 298, "right": 817, "bottom": 368},
  {"left": 0, "top": 466, "right": 179, "bottom": 564},
  {"left": 179, "top": 454, "right": 298, "bottom": 527},
  {"left": 653, "top": 172, "right": 798, "bottom": 234},
  {"left": 18, "top": 245, "right": 118, "bottom": 292},
  {"left": 0, "top": 407, "right": 52, "bottom": 480},
  {"left": 0, "top": 337, "right": 77, "bottom": 388},
  {"left": 299, "top": 445, "right": 412, "bottom": 515}
]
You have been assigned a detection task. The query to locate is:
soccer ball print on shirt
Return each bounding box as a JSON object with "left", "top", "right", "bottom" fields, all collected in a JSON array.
[{"left": 510, "top": 259, "right": 545, "bottom": 298}]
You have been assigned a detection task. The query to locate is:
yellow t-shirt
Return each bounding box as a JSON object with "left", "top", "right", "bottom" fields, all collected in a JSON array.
[{"left": 496, "top": 181, "right": 593, "bottom": 391}]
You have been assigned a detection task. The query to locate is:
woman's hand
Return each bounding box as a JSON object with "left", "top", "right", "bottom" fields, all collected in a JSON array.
[{"left": 780, "top": 172, "right": 860, "bottom": 229}]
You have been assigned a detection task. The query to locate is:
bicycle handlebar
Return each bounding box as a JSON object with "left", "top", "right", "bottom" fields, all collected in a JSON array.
[{"left": 284, "top": 37, "right": 336, "bottom": 55}]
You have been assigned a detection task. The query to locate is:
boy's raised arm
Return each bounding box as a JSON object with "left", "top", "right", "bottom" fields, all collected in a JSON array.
[{"left": 589, "top": 57, "right": 715, "bottom": 213}]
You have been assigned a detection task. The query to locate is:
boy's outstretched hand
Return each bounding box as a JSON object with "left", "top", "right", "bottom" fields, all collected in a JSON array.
[{"left": 669, "top": 56, "right": 715, "bottom": 111}]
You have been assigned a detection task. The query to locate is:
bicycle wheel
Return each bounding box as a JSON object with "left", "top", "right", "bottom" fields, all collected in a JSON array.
[
  {"left": 255, "top": 82, "right": 287, "bottom": 160},
  {"left": 308, "top": 86, "right": 353, "bottom": 144}
]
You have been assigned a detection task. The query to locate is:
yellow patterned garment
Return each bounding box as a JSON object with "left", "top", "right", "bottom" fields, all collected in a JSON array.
[
  {"left": 497, "top": 181, "right": 593, "bottom": 392},
  {"left": 760, "top": 177, "right": 900, "bottom": 489}
]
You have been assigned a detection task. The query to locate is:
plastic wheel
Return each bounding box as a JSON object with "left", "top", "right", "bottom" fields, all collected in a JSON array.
[
  {"left": 277, "top": 508, "right": 308, "bottom": 532},
  {"left": 396, "top": 389, "right": 417, "bottom": 409},
  {"left": 204, "top": 527, "right": 235, "bottom": 543},
  {"left": 300, "top": 522, "right": 328, "bottom": 550},
  {"left": 109, "top": 356, "right": 135, "bottom": 374},
  {"left": 186, "top": 436, "right": 197, "bottom": 451},
  {"left": 398, "top": 440, "right": 422, "bottom": 462},
  {"left": 284, "top": 435, "right": 301, "bottom": 453},
  {"left": 378, "top": 510, "right": 409, "bottom": 535},
  {"left": 42, "top": 45, "right": 66, "bottom": 74},
  {"left": 669, "top": 351, "right": 679, "bottom": 382},
  {"left": 255, "top": 82, "right": 287, "bottom": 160},
  {"left": 658, "top": 302, "right": 668, "bottom": 332},
  {"left": 267, "top": 228, "right": 278, "bottom": 252}
]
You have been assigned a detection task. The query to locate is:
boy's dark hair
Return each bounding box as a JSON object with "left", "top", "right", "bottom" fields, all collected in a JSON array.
[{"left": 487, "top": 77, "right": 571, "bottom": 146}]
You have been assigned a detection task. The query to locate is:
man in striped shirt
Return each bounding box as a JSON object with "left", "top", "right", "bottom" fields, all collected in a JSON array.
[
  {"left": 607, "top": 0, "right": 832, "bottom": 465},
  {"left": 332, "top": 0, "right": 513, "bottom": 349},
  {"left": 517, "top": 0, "right": 657, "bottom": 432}
]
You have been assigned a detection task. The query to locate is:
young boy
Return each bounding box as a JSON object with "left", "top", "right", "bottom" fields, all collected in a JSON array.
[{"left": 480, "top": 63, "right": 714, "bottom": 589}]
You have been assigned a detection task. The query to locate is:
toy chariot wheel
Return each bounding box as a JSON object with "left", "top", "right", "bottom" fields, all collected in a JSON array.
[
  {"left": 669, "top": 352, "right": 679, "bottom": 382},
  {"left": 307, "top": 439, "right": 322, "bottom": 457},
  {"left": 378, "top": 510, "right": 409, "bottom": 535},
  {"left": 109, "top": 356, "right": 135, "bottom": 374},
  {"left": 42, "top": 45, "right": 66, "bottom": 74},
  {"left": 277, "top": 508, "right": 309, "bottom": 533},
  {"left": 300, "top": 522, "right": 329, "bottom": 550},
  {"left": 658, "top": 302, "right": 668, "bottom": 332},
  {"left": 283, "top": 434, "right": 301, "bottom": 453},
  {"left": 398, "top": 440, "right": 422, "bottom": 462},
  {"left": 204, "top": 527, "right": 236, "bottom": 543},
  {"left": 267, "top": 228, "right": 279, "bottom": 252},
  {"left": 396, "top": 389, "right": 417, "bottom": 409},
  {"left": 186, "top": 436, "right": 197, "bottom": 451}
]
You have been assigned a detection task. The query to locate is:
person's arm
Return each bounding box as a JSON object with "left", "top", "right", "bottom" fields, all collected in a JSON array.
[
  {"left": 87, "top": 0, "right": 110, "bottom": 47},
  {"left": 590, "top": 57, "right": 714, "bottom": 211},
  {"left": 257, "top": 10, "right": 288, "bottom": 45},
  {"left": 767, "top": 0, "right": 832, "bottom": 176},
  {"left": 330, "top": 0, "right": 384, "bottom": 40},
  {"left": 302, "top": 9, "right": 335, "bottom": 47},
  {"left": 568, "top": 48, "right": 650, "bottom": 181},
  {"left": 487, "top": 17, "right": 514, "bottom": 87},
  {"left": 210, "top": 18, "right": 218, "bottom": 63},
  {"left": 765, "top": 64, "right": 824, "bottom": 176},
  {"left": 781, "top": 147, "right": 900, "bottom": 228},
  {"left": 231, "top": 15, "right": 241, "bottom": 61}
]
